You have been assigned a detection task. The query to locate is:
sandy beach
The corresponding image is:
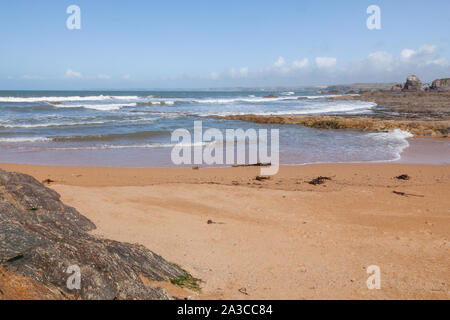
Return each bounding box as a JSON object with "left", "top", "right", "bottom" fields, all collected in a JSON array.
[
  {"left": 1, "top": 161, "right": 448, "bottom": 300},
  {"left": 2, "top": 1, "right": 450, "bottom": 304}
]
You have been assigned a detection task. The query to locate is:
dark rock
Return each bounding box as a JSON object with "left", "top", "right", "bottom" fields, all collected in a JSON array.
[
  {"left": 391, "top": 83, "right": 404, "bottom": 91},
  {"left": 396, "top": 174, "right": 411, "bottom": 180},
  {"left": 0, "top": 169, "right": 187, "bottom": 300},
  {"left": 255, "top": 176, "right": 271, "bottom": 181},
  {"left": 422, "top": 83, "right": 431, "bottom": 91},
  {"left": 263, "top": 94, "right": 278, "bottom": 99},
  {"left": 403, "top": 75, "right": 423, "bottom": 92},
  {"left": 308, "top": 176, "right": 331, "bottom": 185},
  {"left": 430, "top": 78, "right": 450, "bottom": 91}
]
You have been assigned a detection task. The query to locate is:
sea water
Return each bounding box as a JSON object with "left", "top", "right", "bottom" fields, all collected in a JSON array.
[{"left": 0, "top": 90, "right": 418, "bottom": 167}]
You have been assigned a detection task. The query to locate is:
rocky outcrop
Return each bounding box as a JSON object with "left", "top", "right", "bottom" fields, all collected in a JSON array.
[
  {"left": 327, "top": 90, "right": 342, "bottom": 94},
  {"left": 431, "top": 78, "right": 450, "bottom": 91},
  {"left": 391, "top": 83, "right": 404, "bottom": 91},
  {"left": 214, "top": 114, "right": 449, "bottom": 137},
  {"left": 0, "top": 169, "right": 188, "bottom": 300},
  {"left": 403, "top": 75, "right": 423, "bottom": 92}
]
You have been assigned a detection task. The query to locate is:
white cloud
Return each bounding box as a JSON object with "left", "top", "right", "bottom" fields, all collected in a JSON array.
[
  {"left": 229, "top": 67, "right": 249, "bottom": 78},
  {"left": 367, "top": 51, "right": 394, "bottom": 71},
  {"left": 427, "top": 58, "right": 448, "bottom": 66},
  {"left": 419, "top": 44, "right": 436, "bottom": 55},
  {"left": 21, "top": 75, "right": 47, "bottom": 80},
  {"left": 122, "top": 74, "right": 132, "bottom": 80},
  {"left": 401, "top": 49, "right": 416, "bottom": 60},
  {"left": 209, "top": 72, "right": 219, "bottom": 80},
  {"left": 273, "top": 56, "right": 286, "bottom": 68},
  {"left": 197, "top": 44, "right": 448, "bottom": 85},
  {"left": 239, "top": 67, "right": 249, "bottom": 77},
  {"left": 315, "top": 57, "right": 337, "bottom": 69},
  {"left": 97, "top": 74, "right": 111, "bottom": 80},
  {"left": 368, "top": 51, "right": 393, "bottom": 64},
  {"left": 65, "top": 69, "right": 83, "bottom": 79},
  {"left": 292, "top": 58, "right": 309, "bottom": 69},
  {"left": 399, "top": 44, "right": 448, "bottom": 67}
]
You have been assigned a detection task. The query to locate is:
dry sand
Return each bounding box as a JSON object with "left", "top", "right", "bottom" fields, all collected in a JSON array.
[{"left": 1, "top": 163, "right": 449, "bottom": 300}]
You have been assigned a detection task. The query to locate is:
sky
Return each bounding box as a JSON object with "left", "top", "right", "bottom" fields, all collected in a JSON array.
[{"left": 0, "top": 0, "right": 449, "bottom": 89}]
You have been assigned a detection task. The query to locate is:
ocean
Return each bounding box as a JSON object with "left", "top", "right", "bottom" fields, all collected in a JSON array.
[{"left": 0, "top": 90, "right": 414, "bottom": 167}]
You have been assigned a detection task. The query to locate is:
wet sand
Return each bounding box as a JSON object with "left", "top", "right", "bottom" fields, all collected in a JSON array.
[{"left": 1, "top": 161, "right": 449, "bottom": 300}]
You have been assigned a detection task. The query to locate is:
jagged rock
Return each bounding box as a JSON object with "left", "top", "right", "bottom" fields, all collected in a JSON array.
[
  {"left": 0, "top": 169, "right": 187, "bottom": 300},
  {"left": 431, "top": 78, "right": 450, "bottom": 91},
  {"left": 391, "top": 83, "right": 404, "bottom": 91},
  {"left": 403, "top": 75, "right": 423, "bottom": 92},
  {"left": 422, "top": 83, "right": 431, "bottom": 91},
  {"left": 263, "top": 94, "right": 278, "bottom": 98}
]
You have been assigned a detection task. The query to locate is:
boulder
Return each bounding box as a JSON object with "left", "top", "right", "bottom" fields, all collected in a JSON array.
[
  {"left": 402, "top": 75, "right": 423, "bottom": 92},
  {"left": 263, "top": 94, "right": 278, "bottom": 98},
  {"left": 430, "top": 78, "right": 450, "bottom": 91},
  {"left": 391, "top": 83, "right": 404, "bottom": 91},
  {"left": 422, "top": 83, "right": 431, "bottom": 91},
  {"left": 0, "top": 169, "right": 188, "bottom": 300}
]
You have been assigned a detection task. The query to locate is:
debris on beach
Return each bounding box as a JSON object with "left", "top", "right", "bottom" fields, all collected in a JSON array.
[
  {"left": 238, "top": 287, "right": 249, "bottom": 295},
  {"left": 42, "top": 178, "right": 55, "bottom": 185},
  {"left": 232, "top": 162, "right": 271, "bottom": 168},
  {"left": 396, "top": 174, "right": 411, "bottom": 180},
  {"left": 308, "top": 176, "right": 332, "bottom": 185},
  {"left": 255, "top": 176, "right": 271, "bottom": 181},
  {"left": 192, "top": 166, "right": 200, "bottom": 170},
  {"left": 207, "top": 219, "right": 225, "bottom": 225},
  {"left": 393, "top": 190, "right": 424, "bottom": 197}
]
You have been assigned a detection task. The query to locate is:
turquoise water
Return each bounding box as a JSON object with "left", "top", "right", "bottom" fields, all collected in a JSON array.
[{"left": 0, "top": 90, "right": 416, "bottom": 167}]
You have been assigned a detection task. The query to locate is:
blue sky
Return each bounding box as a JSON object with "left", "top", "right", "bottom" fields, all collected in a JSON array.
[{"left": 1, "top": 0, "right": 449, "bottom": 89}]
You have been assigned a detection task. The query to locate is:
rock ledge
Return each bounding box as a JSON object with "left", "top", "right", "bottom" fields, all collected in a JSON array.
[{"left": 0, "top": 169, "right": 187, "bottom": 300}]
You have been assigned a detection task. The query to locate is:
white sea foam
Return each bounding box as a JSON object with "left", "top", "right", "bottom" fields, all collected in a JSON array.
[
  {"left": 54, "top": 103, "right": 137, "bottom": 111},
  {"left": 0, "top": 116, "right": 168, "bottom": 129},
  {"left": 44, "top": 141, "right": 211, "bottom": 150},
  {"left": 193, "top": 96, "right": 300, "bottom": 104},
  {"left": 366, "top": 128, "right": 413, "bottom": 142},
  {"left": 365, "top": 129, "right": 413, "bottom": 161},
  {"left": 0, "top": 137, "right": 51, "bottom": 143},
  {"left": 196, "top": 101, "right": 376, "bottom": 116},
  {"left": 146, "top": 100, "right": 176, "bottom": 105},
  {"left": 0, "top": 95, "right": 140, "bottom": 103},
  {"left": 0, "top": 121, "right": 108, "bottom": 129}
]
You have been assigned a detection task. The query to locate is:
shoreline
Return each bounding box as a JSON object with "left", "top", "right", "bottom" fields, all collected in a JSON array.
[
  {"left": 1, "top": 162, "right": 448, "bottom": 299},
  {"left": 213, "top": 90, "right": 450, "bottom": 138},
  {"left": 1, "top": 135, "right": 448, "bottom": 170}
]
